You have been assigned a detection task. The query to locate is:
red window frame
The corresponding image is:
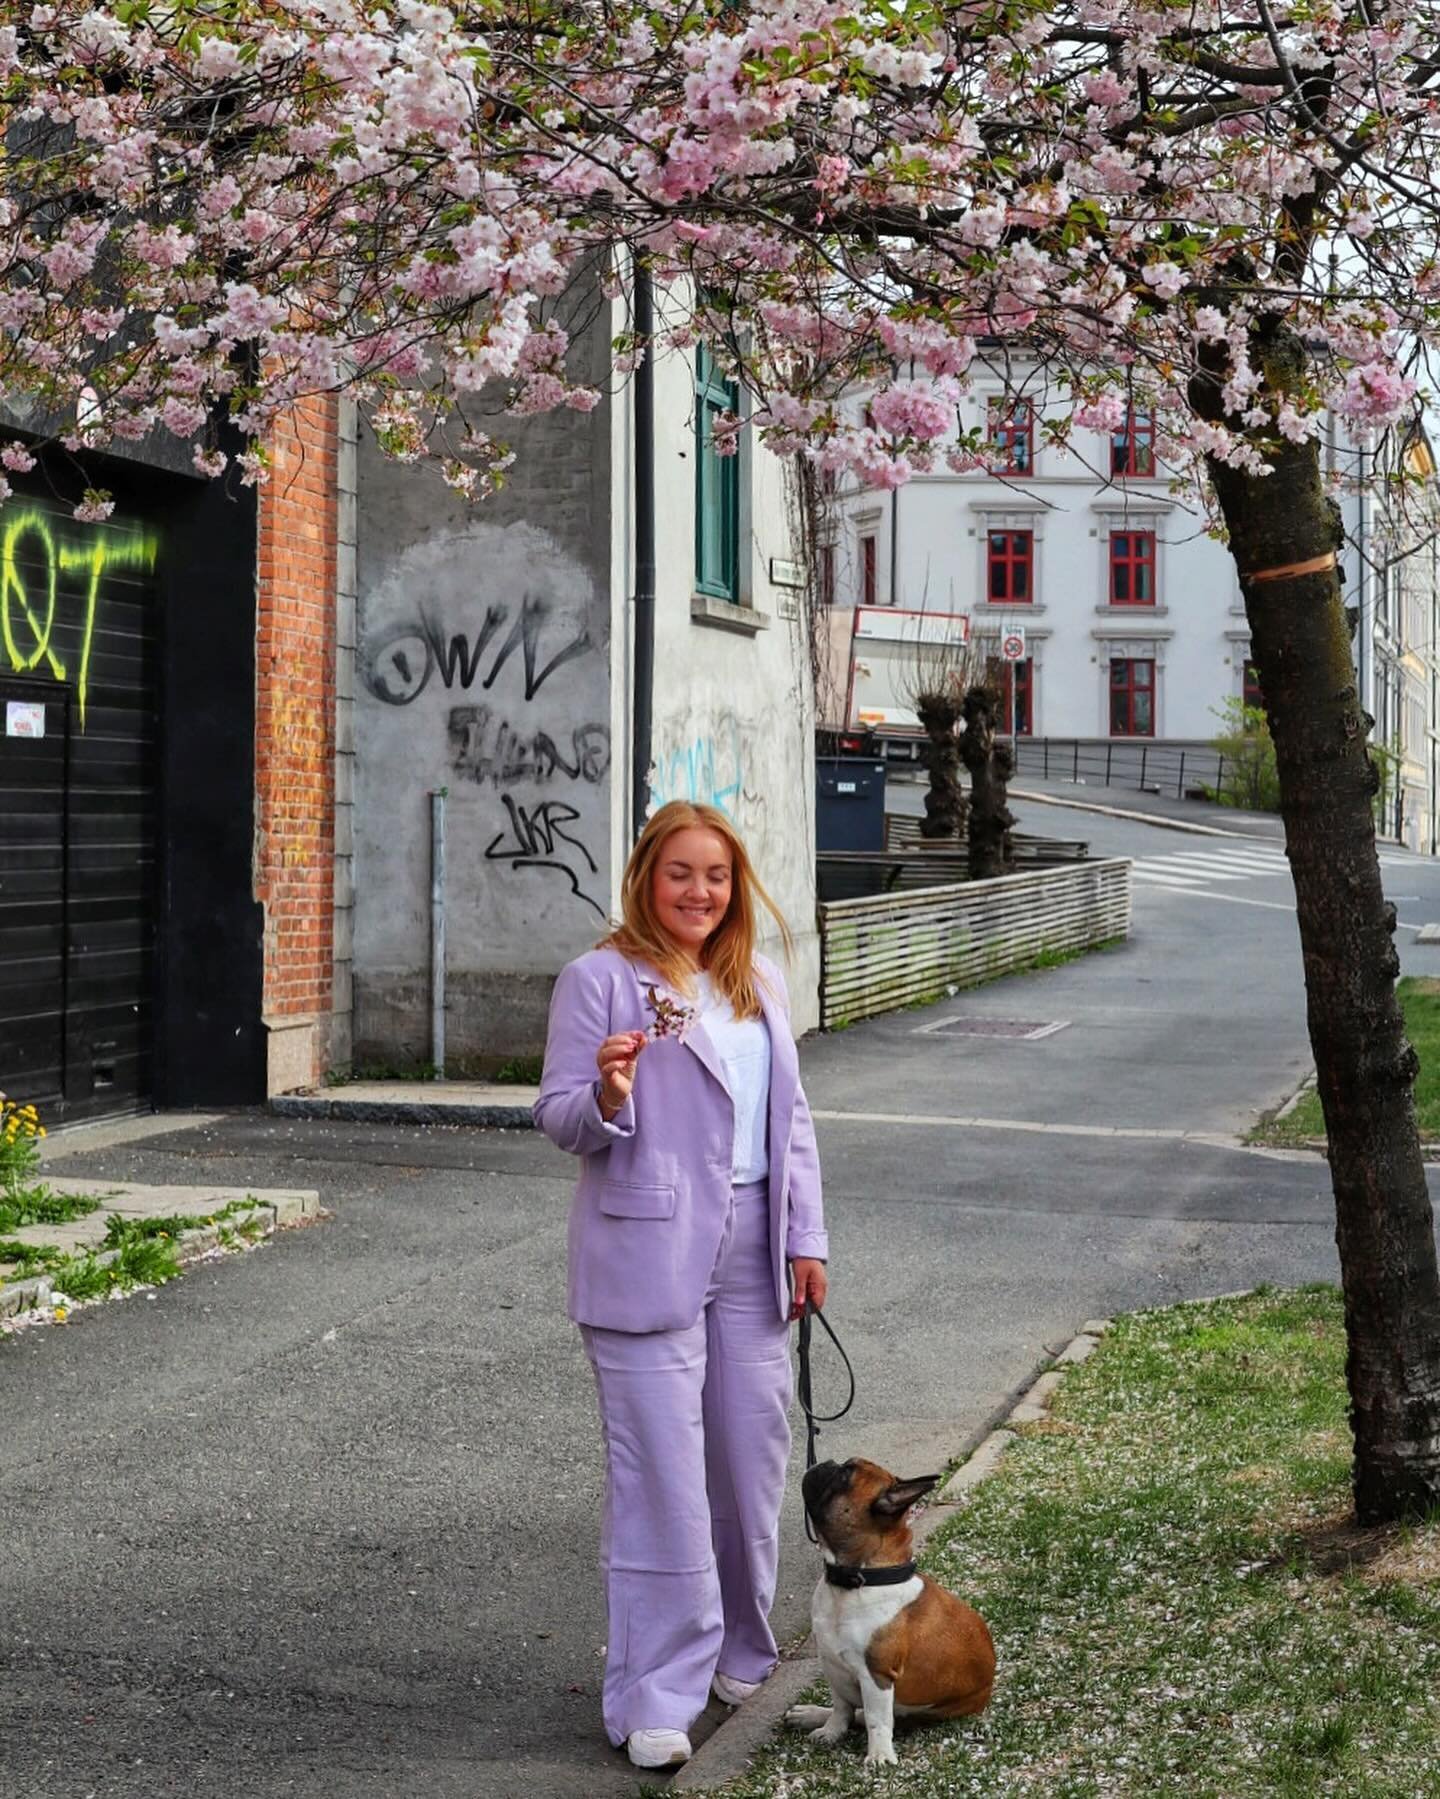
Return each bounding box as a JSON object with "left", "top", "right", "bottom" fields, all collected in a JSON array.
[
  {"left": 989, "top": 400, "right": 1034, "bottom": 476},
  {"left": 987, "top": 530, "right": 1033, "bottom": 603},
  {"left": 996, "top": 659, "right": 1034, "bottom": 736},
  {"left": 1111, "top": 410, "right": 1156, "bottom": 477},
  {"left": 860, "top": 533, "right": 877, "bottom": 606},
  {"left": 1110, "top": 530, "right": 1157, "bottom": 605},
  {"left": 1110, "top": 658, "right": 1155, "bottom": 737}
]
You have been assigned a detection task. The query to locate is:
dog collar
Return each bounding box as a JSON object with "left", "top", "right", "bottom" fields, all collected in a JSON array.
[{"left": 823, "top": 1561, "right": 917, "bottom": 1589}]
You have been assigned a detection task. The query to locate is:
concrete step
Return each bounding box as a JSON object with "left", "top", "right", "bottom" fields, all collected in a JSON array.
[{"left": 270, "top": 1081, "right": 539, "bottom": 1128}]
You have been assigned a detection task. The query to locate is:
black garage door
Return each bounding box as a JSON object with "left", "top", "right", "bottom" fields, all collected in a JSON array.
[{"left": 0, "top": 500, "right": 160, "bottom": 1122}]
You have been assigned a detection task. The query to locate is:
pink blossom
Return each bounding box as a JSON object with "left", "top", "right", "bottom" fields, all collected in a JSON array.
[
  {"left": 1074, "top": 394, "right": 1128, "bottom": 434},
  {"left": 161, "top": 396, "right": 208, "bottom": 438},
  {"left": 1340, "top": 363, "right": 1417, "bottom": 429},
  {"left": 869, "top": 379, "right": 957, "bottom": 443},
  {"left": 72, "top": 490, "right": 116, "bottom": 524},
  {"left": 1141, "top": 261, "right": 1187, "bottom": 301},
  {"left": 1, "top": 443, "right": 37, "bottom": 473}
]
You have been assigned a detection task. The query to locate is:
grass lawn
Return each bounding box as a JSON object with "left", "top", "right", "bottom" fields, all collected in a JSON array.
[
  {"left": 1251, "top": 976, "right": 1440, "bottom": 1148},
  {"left": 712, "top": 1288, "right": 1440, "bottom": 1798}
]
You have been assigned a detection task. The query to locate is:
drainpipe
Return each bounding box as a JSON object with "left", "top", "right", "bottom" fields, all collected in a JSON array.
[
  {"left": 429, "top": 787, "right": 446, "bottom": 1077},
  {"left": 631, "top": 259, "right": 656, "bottom": 842},
  {"left": 889, "top": 485, "right": 899, "bottom": 607}
]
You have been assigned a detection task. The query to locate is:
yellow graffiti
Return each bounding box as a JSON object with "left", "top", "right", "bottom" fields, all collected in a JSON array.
[{"left": 1, "top": 509, "right": 158, "bottom": 726}]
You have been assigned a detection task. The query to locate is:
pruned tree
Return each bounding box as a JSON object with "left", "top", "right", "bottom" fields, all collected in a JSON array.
[
  {"left": 960, "top": 663, "right": 1017, "bottom": 880},
  {"left": 11, "top": 0, "right": 1440, "bottom": 1520},
  {"left": 898, "top": 626, "right": 976, "bottom": 842}
]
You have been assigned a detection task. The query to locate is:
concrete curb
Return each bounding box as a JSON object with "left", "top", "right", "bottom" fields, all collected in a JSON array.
[
  {"left": 270, "top": 1094, "right": 537, "bottom": 1129},
  {"left": 673, "top": 1318, "right": 1115, "bottom": 1792},
  {"left": 0, "top": 1191, "right": 322, "bottom": 1324},
  {"left": 1012, "top": 787, "right": 1279, "bottom": 843}
]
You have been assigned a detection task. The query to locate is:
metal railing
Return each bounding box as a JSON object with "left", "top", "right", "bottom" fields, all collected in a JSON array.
[{"left": 1013, "top": 738, "right": 1227, "bottom": 802}]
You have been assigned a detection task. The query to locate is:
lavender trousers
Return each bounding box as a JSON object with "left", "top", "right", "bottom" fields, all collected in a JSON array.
[{"left": 580, "top": 1179, "right": 793, "bottom": 1745}]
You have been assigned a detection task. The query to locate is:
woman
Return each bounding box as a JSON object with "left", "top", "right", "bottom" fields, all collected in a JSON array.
[{"left": 534, "top": 800, "right": 828, "bottom": 1771}]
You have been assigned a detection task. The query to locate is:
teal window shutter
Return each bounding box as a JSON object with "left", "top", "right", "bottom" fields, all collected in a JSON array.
[{"left": 695, "top": 347, "right": 740, "bottom": 601}]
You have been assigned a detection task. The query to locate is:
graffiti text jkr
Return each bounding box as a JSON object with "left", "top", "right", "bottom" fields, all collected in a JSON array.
[{"left": 483, "top": 796, "right": 604, "bottom": 917}]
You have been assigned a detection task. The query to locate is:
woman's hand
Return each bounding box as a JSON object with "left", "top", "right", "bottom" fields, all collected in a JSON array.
[
  {"left": 596, "top": 1031, "right": 645, "bottom": 1119},
  {"left": 789, "top": 1257, "right": 828, "bottom": 1320}
]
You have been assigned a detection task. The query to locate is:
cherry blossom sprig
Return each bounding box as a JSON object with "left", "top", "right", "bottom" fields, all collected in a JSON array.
[
  {"left": 643, "top": 985, "right": 697, "bottom": 1044},
  {"left": 2, "top": 0, "right": 1439, "bottom": 518}
]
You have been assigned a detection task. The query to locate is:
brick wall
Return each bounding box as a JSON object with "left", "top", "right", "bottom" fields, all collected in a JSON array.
[{"left": 255, "top": 393, "right": 338, "bottom": 1093}]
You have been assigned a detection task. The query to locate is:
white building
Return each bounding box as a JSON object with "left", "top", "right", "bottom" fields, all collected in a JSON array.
[
  {"left": 1349, "top": 422, "right": 1440, "bottom": 850},
  {"left": 821, "top": 371, "right": 1261, "bottom": 753}
]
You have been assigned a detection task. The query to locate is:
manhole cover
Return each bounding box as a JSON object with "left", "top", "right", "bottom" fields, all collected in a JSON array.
[{"left": 915, "top": 1017, "right": 1070, "bottom": 1041}]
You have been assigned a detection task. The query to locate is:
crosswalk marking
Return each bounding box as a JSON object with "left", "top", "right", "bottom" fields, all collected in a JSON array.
[
  {"left": 1133, "top": 847, "right": 1289, "bottom": 893},
  {"left": 1140, "top": 858, "right": 1251, "bottom": 882}
]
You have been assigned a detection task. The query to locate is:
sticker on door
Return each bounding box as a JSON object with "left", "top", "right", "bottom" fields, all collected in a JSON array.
[{"left": 5, "top": 700, "right": 45, "bottom": 739}]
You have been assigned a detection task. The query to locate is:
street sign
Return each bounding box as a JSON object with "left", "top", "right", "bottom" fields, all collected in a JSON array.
[{"left": 1001, "top": 629, "right": 1027, "bottom": 661}]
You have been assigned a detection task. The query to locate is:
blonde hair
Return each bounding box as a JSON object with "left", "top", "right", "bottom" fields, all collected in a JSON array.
[{"left": 600, "top": 801, "right": 793, "bottom": 1019}]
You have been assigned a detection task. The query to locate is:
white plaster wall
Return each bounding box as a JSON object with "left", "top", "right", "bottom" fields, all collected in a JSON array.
[
  {"left": 827, "top": 379, "right": 1252, "bottom": 742},
  {"left": 356, "top": 519, "right": 613, "bottom": 975},
  {"left": 631, "top": 341, "right": 821, "bottom": 1032}
]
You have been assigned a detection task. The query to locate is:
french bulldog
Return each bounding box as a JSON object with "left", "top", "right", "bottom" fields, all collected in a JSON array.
[{"left": 787, "top": 1457, "right": 995, "bottom": 1767}]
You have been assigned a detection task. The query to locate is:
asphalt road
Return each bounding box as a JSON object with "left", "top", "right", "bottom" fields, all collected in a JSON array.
[{"left": 7, "top": 793, "right": 1440, "bottom": 1799}]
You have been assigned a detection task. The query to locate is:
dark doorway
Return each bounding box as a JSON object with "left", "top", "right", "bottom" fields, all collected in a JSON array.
[{"left": 0, "top": 497, "right": 161, "bottom": 1121}]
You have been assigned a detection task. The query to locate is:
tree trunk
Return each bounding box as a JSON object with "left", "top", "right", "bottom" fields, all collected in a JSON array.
[
  {"left": 915, "top": 691, "right": 967, "bottom": 840},
  {"left": 959, "top": 677, "right": 1015, "bottom": 880},
  {"left": 1194, "top": 319, "right": 1440, "bottom": 1523}
]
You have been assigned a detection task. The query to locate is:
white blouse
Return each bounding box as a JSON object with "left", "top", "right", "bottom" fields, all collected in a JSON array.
[{"left": 694, "top": 973, "right": 772, "bottom": 1183}]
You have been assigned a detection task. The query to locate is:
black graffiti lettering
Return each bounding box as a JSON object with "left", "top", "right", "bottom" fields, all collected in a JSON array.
[
  {"left": 363, "top": 593, "right": 591, "bottom": 707},
  {"left": 424, "top": 601, "right": 507, "bottom": 691},
  {"left": 449, "top": 704, "right": 611, "bottom": 788},
  {"left": 364, "top": 626, "right": 433, "bottom": 704},
  {"left": 484, "top": 796, "right": 603, "bottom": 916}
]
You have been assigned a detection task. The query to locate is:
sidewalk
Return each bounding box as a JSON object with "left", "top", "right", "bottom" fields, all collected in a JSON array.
[
  {"left": 1009, "top": 774, "right": 1285, "bottom": 839},
  {"left": 0, "top": 1164, "right": 321, "bottom": 1325},
  {"left": 272, "top": 1080, "right": 537, "bottom": 1127}
]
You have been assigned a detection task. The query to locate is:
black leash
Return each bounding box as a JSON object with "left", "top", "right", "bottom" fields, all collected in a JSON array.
[{"left": 796, "top": 1300, "right": 856, "bottom": 1544}]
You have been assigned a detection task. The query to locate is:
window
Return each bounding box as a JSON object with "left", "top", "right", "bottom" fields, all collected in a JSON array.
[
  {"left": 1243, "top": 659, "right": 1265, "bottom": 711},
  {"left": 820, "top": 541, "right": 836, "bottom": 609},
  {"left": 860, "top": 532, "right": 877, "bottom": 606},
  {"left": 1111, "top": 410, "right": 1156, "bottom": 477},
  {"left": 987, "top": 530, "right": 1033, "bottom": 603},
  {"left": 695, "top": 346, "right": 739, "bottom": 601},
  {"left": 1110, "top": 658, "right": 1155, "bottom": 736},
  {"left": 995, "top": 659, "right": 1034, "bottom": 735},
  {"left": 988, "top": 400, "right": 1034, "bottom": 476},
  {"left": 1110, "top": 530, "right": 1156, "bottom": 605}
]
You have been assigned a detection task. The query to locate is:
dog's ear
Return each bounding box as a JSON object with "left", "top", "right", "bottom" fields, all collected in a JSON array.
[{"left": 871, "top": 1474, "right": 939, "bottom": 1517}]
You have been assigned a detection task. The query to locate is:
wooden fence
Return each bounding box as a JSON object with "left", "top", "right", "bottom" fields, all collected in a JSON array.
[{"left": 817, "top": 857, "right": 1132, "bottom": 1030}]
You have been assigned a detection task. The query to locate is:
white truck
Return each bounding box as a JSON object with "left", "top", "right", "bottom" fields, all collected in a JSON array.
[{"left": 819, "top": 605, "right": 973, "bottom": 761}]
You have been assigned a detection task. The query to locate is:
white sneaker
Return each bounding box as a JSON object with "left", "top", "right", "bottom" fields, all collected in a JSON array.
[
  {"left": 626, "top": 1728, "right": 692, "bottom": 1770},
  {"left": 712, "top": 1672, "right": 763, "bottom": 1705}
]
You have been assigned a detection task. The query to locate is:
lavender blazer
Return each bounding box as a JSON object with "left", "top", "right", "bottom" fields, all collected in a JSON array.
[{"left": 534, "top": 947, "right": 828, "bottom": 1333}]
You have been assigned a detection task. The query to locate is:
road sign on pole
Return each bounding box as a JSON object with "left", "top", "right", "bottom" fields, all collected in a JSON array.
[{"left": 1000, "top": 628, "right": 1026, "bottom": 739}]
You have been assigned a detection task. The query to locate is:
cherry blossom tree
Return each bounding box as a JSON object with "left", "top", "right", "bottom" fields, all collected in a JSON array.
[{"left": 8, "top": 0, "right": 1440, "bottom": 1518}]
